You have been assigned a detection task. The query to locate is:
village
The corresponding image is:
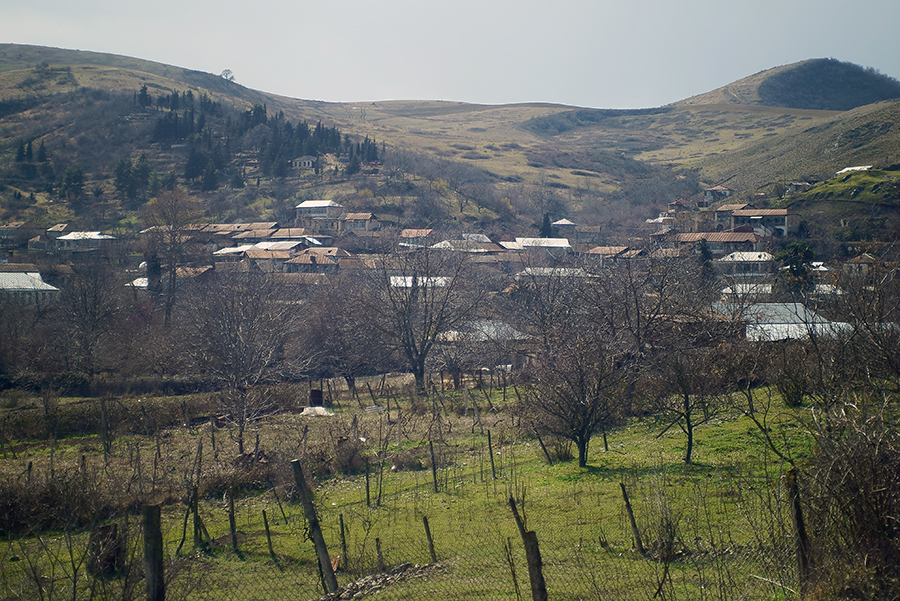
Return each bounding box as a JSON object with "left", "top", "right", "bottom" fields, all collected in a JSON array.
[{"left": 0, "top": 183, "right": 883, "bottom": 347}]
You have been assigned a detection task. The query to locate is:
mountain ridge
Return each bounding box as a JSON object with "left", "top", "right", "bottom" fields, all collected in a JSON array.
[{"left": 2, "top": 44, "right": 900, "bottom": 247}]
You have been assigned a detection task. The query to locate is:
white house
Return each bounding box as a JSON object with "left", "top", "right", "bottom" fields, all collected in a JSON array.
[{"left": 0, "top": 271, "right": 59, "bottom": 304}]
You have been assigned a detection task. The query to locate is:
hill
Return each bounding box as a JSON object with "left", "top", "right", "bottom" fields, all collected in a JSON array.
[
  {"left": 2, "top": 45, "right": 900, "bottom": 246},
  {"left": 677, "top": 58, "right": 900, "bottom": 110}
]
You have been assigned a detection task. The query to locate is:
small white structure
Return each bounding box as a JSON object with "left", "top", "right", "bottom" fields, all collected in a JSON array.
[{"left": 835, "top": 165, "right": 872, "bottom": 176}]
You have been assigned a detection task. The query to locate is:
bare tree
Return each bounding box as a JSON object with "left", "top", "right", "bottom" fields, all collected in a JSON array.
[
  {"left": 303, "top": 274, "right": 395, "bottom": 397},
  {"left": 177, "top": 273, "right": 310, "bottom": 454},
  {"left": 357, "top": 248, "right": 485, "bottom": 393},
  {"left": 510, "top": 264, "right": 626, "bottom": 467},
  {"left": 141, "top": 188, "right": 204, "bottom": 326},
  {"left": 55, "top": 264, "right": 124, "bottom": 377}
]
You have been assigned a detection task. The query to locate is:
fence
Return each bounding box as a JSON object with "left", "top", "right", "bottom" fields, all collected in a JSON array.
[
  {"left": 1, "top": 448, "right": 802, "bottom": 600},
  {"left": 0, "top": 381, "right": 809, "bottom": 600}
]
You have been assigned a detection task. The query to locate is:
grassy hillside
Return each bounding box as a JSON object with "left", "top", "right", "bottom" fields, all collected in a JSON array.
[
  {"left": 693, "top": 100, "right": 900, "bottom": 193},
  {"left": 2, "top": 45, "right": 900, "bottom": 242}
]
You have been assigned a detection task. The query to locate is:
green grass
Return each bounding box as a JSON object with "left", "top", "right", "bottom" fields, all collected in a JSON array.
[{"left": 0, "top": 385, "right": 807, "bottom": 600}]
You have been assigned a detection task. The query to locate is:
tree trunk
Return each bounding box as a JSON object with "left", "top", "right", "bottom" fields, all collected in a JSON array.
[{"left": 577, "top": 437, "right": 589, "bottom": 468}]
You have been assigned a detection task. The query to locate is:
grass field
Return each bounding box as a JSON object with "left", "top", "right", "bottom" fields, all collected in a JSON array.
[{"left": 0, "top": 382, "right": 807, "bottom": 600}]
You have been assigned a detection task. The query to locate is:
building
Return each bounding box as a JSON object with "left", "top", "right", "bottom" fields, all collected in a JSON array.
[
  {"left": 292, "top": 156, "right": 317, "bottom": 169},
  {"left": 56, "top": 231, "right": 116, "bottom": 253},
  {"left": 714, "top": 302, "right": 848, "bottom": 341},
  {"left": 341, "top": 212, "right": 381, "bottom": 233},
  {"left": 716, "top": 252, "right": 775, "bottom": 277},
  {"left": 730, "top": 209, "right": 800, "bottom": 237},
  {"left": 295, "top": 200, "right": 345, "bottom": 227},
  {"left": 704, "top": 186, "right": 734, "bottom": 203},
  {"left": 0, "top": 222, "right": 42, "bottom": 249},
  {"left": 672, "top": 232, "right": 763, "bottom": 256},
  {"left": 714, "top": 203, "right": 752, "bottom": 231},
  {"left": 0, "top": 266, "right": 59, "bottom": 304}
]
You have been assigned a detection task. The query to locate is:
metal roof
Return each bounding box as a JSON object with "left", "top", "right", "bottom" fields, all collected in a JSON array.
[{"left": 0, "top": 272, "right": 58, "bottom": 292}]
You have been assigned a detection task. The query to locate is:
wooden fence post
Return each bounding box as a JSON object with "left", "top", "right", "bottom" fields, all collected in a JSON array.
[
  {"left": 620, "top": 482, "right": 645, "bottom": 555},
  {"left": 339, "top": 513, "right": 349, "bottom": 572},
  {"left": 262, "top": 510, "right": 278, "bottom": 565},
  {"left": 291, "top": 460, "right": 338, "bottom": 594},
  {"left": 488, "top": 430, "right": 497, "bottom": 480},
  {"left": 423, "top": 515, "right": 437, "bottom": 563},
  {"left": 429, "top": 441, "right": 439, "bottom": 493},
  {"left": 509, "top": 497, "right": 548, "bottom": 601},
  {"left": 227, "top": 488, "right": 241, "bottom": 557},
  {"left": 784, "top": 468, "right": 812, "bottom": 596},
  {"left": 143, "top": 504, "right": 165, "bottom": 601}
]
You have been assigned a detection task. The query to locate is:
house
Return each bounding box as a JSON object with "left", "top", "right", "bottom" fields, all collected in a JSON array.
[
  {"left": 713, "top": 302, "right": 848, "bottom": 342},
  {"left": 500, "top": 238, "right": 572, "bottom": 251},
  {"left": 719, "top": 283, "right": 773, "bottom": 302},
  {"left": 430, "top": 239, "right": 503, "bottom": 253},
  {"left": 716, "top": 252, "right": 775, "bottom": 277},
  {"left": 572, "top": 225, "right": 604, "bottom": 245},
  {"left": 242, "top": 249, "right": 291, "bottom": 272},
  {"left": 285, "top": 253, "right": 339, "bottom": 274},
  {"left": 27, "top": 235, "right": 54, "bottom": 253},
  {"left": 46, "top": 223, "right": 69, "bottom": 239},
  {"left": 0, "top": 222, "right": 42, "bottom": 249},
  {"left": 292, "top": 156, "right": 317, "bottom": 169},
  {"left": 340, "top": 212, "right": 381, "bottom": 232},
  {"left": 730, "top": 209, "right": 800, "bottom": 237},
  {"left": 436, "top": 319, "right": 532, "bottom": 372},
  {"left": 390, "top": 275, "right": 451, "bottom": 288},
  {"left": 400, "top": 229, "right": 435, "bottom": 248},
  {"left": 296, "top": 200, "right": 343, "bottom": 219},
  {"left": 587, "top": 246, "right": 628, "bottom": 261},
  {"left": 0, "top": 266, "right": 59, "bottom": 304},
  {"left": 842, "top": 253, "right": 879, "bottom": 277},
  {"left": 552, "top": 218, "right": 577, "bottom": 237},
  {"left": 56, "top": 231, "right": 116, "bottom": 253},
  {"left": 672, "top": 232, "right": 763, "bottom": 256},
  {"left": 704, "top": 186, "right": 734, "bottom": 203},
  {"left": 714, "top": 203, "right": 752, "bottom": 230},
  {"left": 129, "top": 265, "right": 214, "bottom": 291},
  {"left": 514, "top": 267, "right": 594, "bottom": 282},
  {"left": 788, "top": 182, "right": 813, "bottom": 193},
  {"left": 295, "top": 200, "right": 345, "bottom": 228}
]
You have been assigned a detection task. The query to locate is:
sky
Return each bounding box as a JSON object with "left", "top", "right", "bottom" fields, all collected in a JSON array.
[{"left": 2, "top": 0, "right": 900, "bottom": 109}]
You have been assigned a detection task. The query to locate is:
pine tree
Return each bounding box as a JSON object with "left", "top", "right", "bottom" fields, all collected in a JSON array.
[
  {"left": 201, "top": 159, "right": 218, "bottom": 191},
  {"left": 540, "top": 213, "right": 553, "bottom": 238}
]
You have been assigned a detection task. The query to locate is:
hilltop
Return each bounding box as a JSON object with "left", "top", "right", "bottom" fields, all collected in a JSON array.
[{"left": 2, "top": 45, "right": 900, "bottom": 247}]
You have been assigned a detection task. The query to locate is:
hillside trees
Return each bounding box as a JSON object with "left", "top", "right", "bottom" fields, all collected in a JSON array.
[
  {"left": 59, "top": 165, "right": 85, "bottom": 201},
  {"left": 113, "top": 155, "right": 152, "bottom": 201}
]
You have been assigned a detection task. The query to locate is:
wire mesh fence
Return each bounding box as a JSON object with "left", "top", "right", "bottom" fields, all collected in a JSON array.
[
  {"left": 0, "top": 376, "right": 810, "bottom": 601},
  {"left": 1, "top": 439, "right": 802, "bottom": 601}
]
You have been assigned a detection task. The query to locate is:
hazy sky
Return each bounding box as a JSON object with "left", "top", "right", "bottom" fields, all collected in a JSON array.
[{"left": 2, "top": 0, "right": 899, "bottom": 109}]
